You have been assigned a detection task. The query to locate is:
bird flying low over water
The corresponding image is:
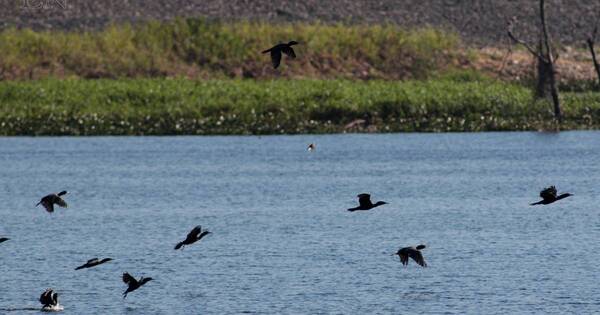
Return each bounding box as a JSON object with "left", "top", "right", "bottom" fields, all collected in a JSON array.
[
  {"left": 36, "top": 191, "right": 68, "bottom": 213},
  {"left": 307, "top": 143, "right": 315, "bottom": 152},
  {"left": 0, "top": 237, "right": 9, "bottom": 243},
  {"left": 262, "top": 41, "right": 299, "bottom": 69},
  {"left": 530, "top": 186, "right": 572, "bottom": 205},
  {"left": 39, "top": 288, "right": 61, "bottom": 311},
  {"left": 395, "top": 245, "right": 427, "bottom": 267},
  {"left": 175, "top": 225, "right": 211, "bottom": 250},
  {"left": 122, "top": 272, "right": 153, "bottom": 299},
  {"left": 75, "top": 257, "right": 113, "bottom": 270},
  {"left": 347, "top": 193, "right": 387, "bottom": 211}
]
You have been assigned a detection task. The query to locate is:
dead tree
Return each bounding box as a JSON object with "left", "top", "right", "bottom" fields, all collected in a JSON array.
[
  {"left": 507, "top": 0, "right": 562, "bottom": 123},
  {"left": 586, "top": 25, "right": 600, "bottom": 88}
]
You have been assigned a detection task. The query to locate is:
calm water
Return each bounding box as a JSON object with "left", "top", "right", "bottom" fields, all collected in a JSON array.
[{"left": 1, "top": 132, "right": 599, "bottom": 314}]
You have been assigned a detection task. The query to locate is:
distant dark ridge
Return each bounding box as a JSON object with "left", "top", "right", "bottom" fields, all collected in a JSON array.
[{"left": 1, "top": 0, "right": 597, "bottom": 45}]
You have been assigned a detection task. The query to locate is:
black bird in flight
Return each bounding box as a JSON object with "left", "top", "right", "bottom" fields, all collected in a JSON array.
[
  {"left": 347, "top": 193, "right": 387, "bottom": 211},
  {"left": 75, "top": 257, "right": 113, "bottom": 270},
  {"left": 175, "top": 225, "right": 211, "bottom": 250},
  {"left": 122, "top": 272, "right": 153, "bottom": 299},
  {"left": 530, "top": 186, "right": 572, "bottom": 205},
  {"left": 39, "top": 288, "right": 59, "bottom": 308},
  {"left": 262, "top": 41, "right": 299, "bottom": 69},
  {"left": 36, "top": 191, "right": 68, "bottom": 213},
  {"left": 0, "top": 237, "right": 9, "bottom": 243},
  {"left": 307, "top": 143, "right": 315, "bottom": 152},
  {"left": 395, "top": 245, "right": 427, "bottom": 267}
]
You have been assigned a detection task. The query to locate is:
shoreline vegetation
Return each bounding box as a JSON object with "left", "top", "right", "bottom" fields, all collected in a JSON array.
[
  {"left": 0, "top": 19, "right": 598, "bottom": 135},
  {"left": 0, "top": 78, "right": 598, "bottom": 136}
]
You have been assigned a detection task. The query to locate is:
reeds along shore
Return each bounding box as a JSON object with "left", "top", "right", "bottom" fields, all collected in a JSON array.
[
  {"left": 0, "top": 78, "right": 598, "bottom": 136},
  {"left": 0, "top": 19, "right": 460, "bottom": 80},
  {"left": 0, "top": 19, "right": 599, "bottom": 135}
]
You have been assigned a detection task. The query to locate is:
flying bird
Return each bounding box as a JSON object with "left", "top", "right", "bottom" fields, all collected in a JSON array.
[
  {"left": 36, "top": 191, "right": 68, "bottom": 213},
  {"left": 530, "top": 186, "right": 572, "bottom": 205},
  {"left": 395, "top": 245, "right": 427, "bottom": 267},
  {"left": 347, "top": 193, "right": 387, "bottom": 211},
  {"left": 175, "top": 225, "right": 211, "bottom": 250},
  {"left": 307, "top": 143, "right": 315, "bottom": 152},
  {"left": 75, "top": 257, "right": 113, "bottom": 270},
  {"left": 262, "top": 41, "right": 299, "bottom": 69},
  {"left": 39, "top": 288, "right": 60, "bottom": 310},
  {"left": 0, "top": 237, "right": 9, "bottom": 244},
  {"left": 122, "top": 272, "right": 153, "bottom": 299}
]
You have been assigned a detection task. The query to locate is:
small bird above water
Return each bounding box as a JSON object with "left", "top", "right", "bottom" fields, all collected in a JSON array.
[
  {"left": 395, "top": 245, "right": 427, "bottom": 267},
  {"left": 0, "top": 237, "right": 9, "bottom": 244},
  {"left": 122, "top": 272, "right": 153, "bottom": 299},
  {"left": 36, "top": 191, "right": 68, "bottom": 213},
  {"left": 307, "top": 143, "right": 315, "bottom": 152},
  {"left": 347, "top": 193, "right": 387, "bottom": 211},
  {"left": 39, "top": 288, "right": 61, "bottom": 311},
  {"left": 262, "top": 41, "right": 299, "bottom": 69},
  {"left": 530, "top": 186, "right": 572, "bottom": 205},
  {"left": 175, "top": 225, "right": 211, "bottom": 250},
  {"left": 75, "top": 257, "right": 113, "bottom": 270}
]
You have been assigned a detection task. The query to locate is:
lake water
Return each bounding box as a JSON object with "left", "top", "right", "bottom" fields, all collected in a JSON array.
[{"left": 0, "top": 132, "right": 599, "bottom": 314}]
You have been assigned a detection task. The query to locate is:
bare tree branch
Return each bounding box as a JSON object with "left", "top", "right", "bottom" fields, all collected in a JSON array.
[{"left": 507, "top": 20, "right": 545, "bottom": 60}]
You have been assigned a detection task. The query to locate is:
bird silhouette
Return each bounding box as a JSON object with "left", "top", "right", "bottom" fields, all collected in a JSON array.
[
  {"left": 75, "top": 257, "right": 113, "bottom": 270},
  {"left": 36, "top": 191, "right": 68, "bottom": 213},
  {"left": 0, "top": 237, "right": 9, "bottom": 244},
  {"left": 122, "top": 272, "right": 153, "bottom": 299},
  {"left": 262, "top": 41, "right": 299, "bottom": 69},
  {"left": 395, "top": 245, "right": 427, "bottom": 267},
  {"left": 347, "top": 193, "right": 387, "bottom": 211},
  {"left": 175, "top": 225, "right": 211, "bottom": 250},
  {"left": 39, "top": 288, "right": 59, "bottom": 308},
  {"left": 530, "top": 186, "right": 572, "bottom": 205},
  {"left": 307, "top": 143, "right": 315, "bottom": 152}
]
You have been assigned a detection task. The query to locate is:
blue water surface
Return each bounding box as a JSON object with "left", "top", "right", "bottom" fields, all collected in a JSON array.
[{"left": 1, "top": 132, "right": 599, "bottom": 314}]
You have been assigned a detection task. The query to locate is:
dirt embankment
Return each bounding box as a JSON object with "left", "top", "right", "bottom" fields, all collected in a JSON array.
[{"left": 2, "top": 0, "right": 598, "bottom": 46}]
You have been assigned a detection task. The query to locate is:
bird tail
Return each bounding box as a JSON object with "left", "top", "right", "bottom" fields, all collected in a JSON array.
[
  {"left": 36, "top": 202, "right": 40, "bottom": 207},
  {"left": 75, "top": 266, "right": 83, "bottom": 270},
  {"left": 58, "top": 191, "right": 67, "bottom": 196},
  {"left": 174, "top": 242, "right": 184, "bottom": 250},
  {"left": 123, "top": 291, "right": 128, "bottom": 299},
  {"left": 261, "top": 49, "right": 271, "bottom": 54},
  {"left": 416, "top": 245, "right": 426, "bottom": 250},
  {"left": 530, "top": 201, "right": 542, "bottom": 206}
]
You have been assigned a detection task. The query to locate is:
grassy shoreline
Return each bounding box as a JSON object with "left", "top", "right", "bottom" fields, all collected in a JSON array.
[{"left": 0, "top": 78, "right": 598, "bottom": 136}]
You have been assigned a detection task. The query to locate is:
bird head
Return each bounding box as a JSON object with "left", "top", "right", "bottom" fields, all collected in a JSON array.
[
  {"left": 102, "top": 258, "right": 114, "bottom": 262},
  {"left": 375, "top": 201, "right": 388, "bottom": 206}
]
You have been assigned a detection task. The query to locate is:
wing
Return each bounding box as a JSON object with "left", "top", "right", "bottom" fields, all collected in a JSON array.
[
  {"left": 40, "top": 289, "right": 52, "bottom": 305},
  {"left": 187, "top": 226, "right": 202, "bottom": 239},
  {"left": 123, "top": 272, "right": 137, "bottom": 285},
  {"left": 358, "top": 194, "right": 372, "bottom": 207},
  {"left": 41, "top": 200, "right": 54, "bottom": 213},
  {"left": 270, "top": 49, "right": 282, "bottom": 69},
  {"left": 399, "top": 252, "right": 409, "bottom": 265},
  {"left": 408, "top": 250, "right": 427, "bottom": 267},
  {"left": 540, "top": 186, "right": 557, "bottom": 200},
  {"left": 281, "top": 46, "right": 296, "bottom": 58},
  {"left": 52, "top": 292, "right": 59, "bottom": 305},
  {"left": 55, "top": 196, "right": 68, "bottom": 208}
]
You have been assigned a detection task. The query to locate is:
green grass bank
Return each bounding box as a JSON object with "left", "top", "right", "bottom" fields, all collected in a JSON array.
[{"left": 0, "top": 78, "right": 598, "bottom": 135}]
